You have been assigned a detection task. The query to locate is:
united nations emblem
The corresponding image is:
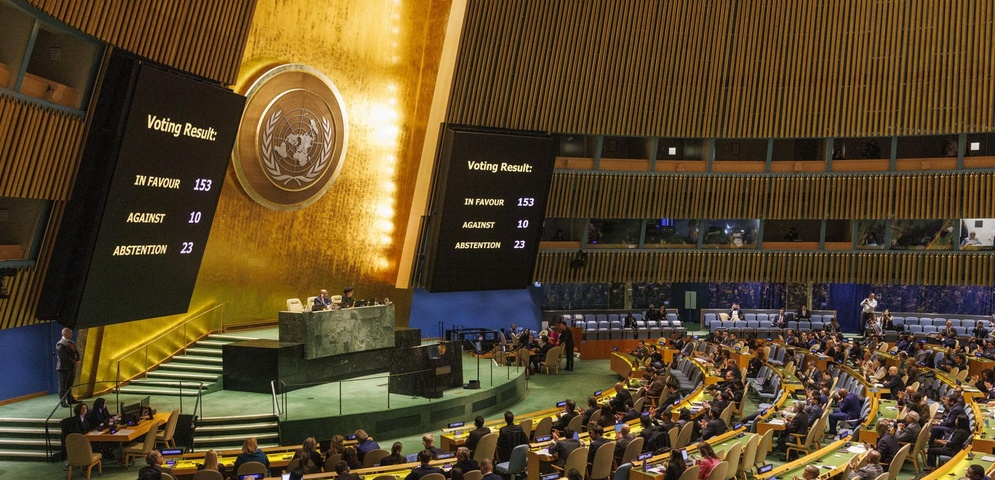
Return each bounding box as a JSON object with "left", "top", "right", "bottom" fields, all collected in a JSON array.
[{"left": 233, "top": 64, "right": 348, "bottom": 210}]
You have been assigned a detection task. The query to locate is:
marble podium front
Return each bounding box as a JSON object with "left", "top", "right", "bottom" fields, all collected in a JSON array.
[{"left": 278, "top": 304, "right": 395, "bottom": 359}]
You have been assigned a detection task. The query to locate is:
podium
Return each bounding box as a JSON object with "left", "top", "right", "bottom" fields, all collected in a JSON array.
[{"left": 389, "top": 342, "right": 463, "bottom": 398}]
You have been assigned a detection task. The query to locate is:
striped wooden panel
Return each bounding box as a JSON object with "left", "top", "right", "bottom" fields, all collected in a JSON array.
[
  {"left": 25, "top": 0, "right": 257, "bottom": 85},
  {"left": 545, "top": 171, "right": 995, "bottom": 220},
  {"left": 534, "top": 250, "right": 995, "bottom": 286},
  {"left": 0, "top": 203, "right": 66, "bottom": 329},
  {"left": 448, "top": 0, "right": 995, "bottom": 137},
  {"left": 0, "top": 95, "right": 85, "bottom": 200}
]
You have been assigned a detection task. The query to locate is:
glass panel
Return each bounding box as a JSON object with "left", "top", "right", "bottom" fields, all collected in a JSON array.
[
  {"left": 643, "top": 218, "right": 698, "bottom": 248},
  {"left": 965, "top": 133, "right": 995, "bottom": 158},
  {"left": 0, "top": 196, "right": 50, "bottom": 263},
  {"left": 856, "top": 220, "right": 886, "bottom": 250},
  {"left": 702, "top": 219, "right": 759, "bottom": 249},
  {"left": 771, "top": 139, "right": 825, "bottom": 161},
  {"left": 22, "top": 23, "right": 100, "bottom": 109},
  {"left": 656, "top": 138, "right": 706, "bottom": 161},
  {"left": 832, "top": 136, "right": 892, "bottom": 160},
  {"left": 541, "top": 218, "right": 586, "bottom": 242},
  {"left": 960, "top": 219, "right": 995, "bottom": 250},
  {"left": 824, "top": 220, "right": 853, "bottom": 243},
  {"left": 890, "top": 219, "right": 954, "bottom": 250},
  {"left": 601, "top": 136, "right": 652, "bottom": 160},
  {"left": 588, "top": 219, "right": 643, "bottom": 247},
  {"left": 555, "top": 134, "right": 599, "bottom": 158},
  {"left": 762, "top": 220, "right": 822, "bottom": 243},
  {"left": 0, "top": 1, "right": 35, "bottom": 90},
  {"left": 714, "top": 139, "right": 767, "bottom": 161},
  {"left": 895, "top": 134, "right": 959, "bottom": 159}
]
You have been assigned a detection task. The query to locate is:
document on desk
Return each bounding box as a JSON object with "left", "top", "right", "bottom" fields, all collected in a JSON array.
[
  {"left": 115, "top": 429, "right": 135, "bottom": 436},
  {"left": 846, "top": 444, "right": 867, "bottom": 454},
  {"left": 767, "top": 419, "right": 785, "bottom": 425}
]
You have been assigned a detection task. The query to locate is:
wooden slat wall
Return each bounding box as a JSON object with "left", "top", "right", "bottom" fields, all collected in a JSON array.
[
  {"left": 0, "top": 95, "right": 84, "bottom": 200},
  {"left": 534, "top": 250, "right": 995, "bottom": 286},
  {"left": 448, "top": 0, "right": 995, "bottom": 137},
  {"left": 25, "top": 0, "right": 258, "bottom": 85},
  {"left": 0, "top": 94, "right": 85, "bottom": 329},
  {"left": 545, "top": 171, "right": 995, "bottom": 220}
]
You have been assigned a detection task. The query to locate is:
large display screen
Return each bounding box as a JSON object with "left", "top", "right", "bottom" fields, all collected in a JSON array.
[
  {"left": 40, "top": 62, "right": 245, "bottom": 327},
  {"left": 422, "top": 126, "right": 555, "bottom": 292}
]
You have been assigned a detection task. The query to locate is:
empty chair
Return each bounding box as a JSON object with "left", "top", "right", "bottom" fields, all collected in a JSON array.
[
  {"left": 747, "top": 321, "right": 760, "bottom": 331},
  {"left": 533, "top": 416, "right": 553, "bottom": 439},
  {"left": 66, "top": 433, "right": 102, "bottom": 480},
  {"left": 811, "top": 321, "right": 824, "bottom": 331},
  {"left": 810, "top": 314, "right": 822, "bottom": 323},
  {"left": 666, "top": 313, "right": 678, "bottom": 322},
  {"left": 787, "top": 321, "right": 798, "bottom": 330},
  {"left": 908, "top": 325, "right": 923, "bottom": 334},
  {"left": 932, "top": 318, "right": 946, "bottom": 327},
  {"left": 495, "top": 444, "right": 529, "bottom": 480},
  {"left": 122, "top": 419, "right": 163, "bottom": 467},
  {"left": 949, "top": 319, "right": 962, "bottom": 327},
  {"left": 954, "top": 326, "right": 967, "bottom": 337},
  {"left": 756, "top": 313, "right": 769, "bottom": 323},
  {"left": 905, "top": 316, "right": 919, "bottom": 325},
  {"left": 923, "top": 325, "right": 938, "bottom": 334},
  {"left": 155, "top": 409, "right": 180, "bottom": 449},
  {"left": 704, "top": 313, "right": 717, "bottom": 328},
  {"left": 286, "top": 298, "right": 304, "bottom": 312},
  {"left": 962, "top": 319, "right": 977, "bottom": 330},
  {"left": 893, "top": 317, "right": 905, "bottom": 328},
  {"left": 613, "top": 463, "right": 632, "bottom": 480}
]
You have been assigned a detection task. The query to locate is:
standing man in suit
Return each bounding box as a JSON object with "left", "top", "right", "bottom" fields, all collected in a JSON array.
[
  {"left": 56, "top": 328, "right": 80, "bottom": 407},
  {"left": 558, "top": 321, "right": 575, "bottom": 371}
]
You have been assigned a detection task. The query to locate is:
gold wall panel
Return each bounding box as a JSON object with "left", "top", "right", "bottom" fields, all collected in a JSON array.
[
  {"left": 546, "top": 171, "right": 995, "bottom": 220},
  {"left": 447, "top": 0, "right": 995, "bottom": 138},
  {"left": 535, "top": 250, "right": 995, "bottom": 287},
  {"left": 26, "top": 0, "right": 258, "bottom": 85},
  {"left": 82, "top": 0, "right": 455, "bottom": 385}
]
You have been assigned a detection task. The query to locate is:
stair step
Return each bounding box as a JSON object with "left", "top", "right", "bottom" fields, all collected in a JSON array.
[
  {"left": 0, "top": 418, "right": 60, "bottom": 425},
  {"left": 118, "top": 386, "right": 201, "bottom": 397},
  {"left": 0, "top": 450, "right": 51, "bottom": 459},
  {"left": 159, "top": 363, "right": 222, "bottom": 373},
  {"left": 0, "top": 438, "right": 48, "bottom": 446},
  {"left": 0, "top": 426, "right": 48, "bottom": 435},
  {"left": 195, "top": 432, "right": 279, "bottom": 444},
  {"left": 196, "top": 422, "right": 278, "bottom": 433},
  {"left": 147, "top": 371, "right": 219, "bottom": 381},
  {"left": 200, "top": 413, "right": 279, "bottom": 424},
  {"left": 186, "top": 347, "right": 223, "bottom": 356},
  {"left": 172, "top": 355, "right": 223, "bottom": 364},
  {"left": 207, "top": 334, "right": 259, "bottom": 343}
]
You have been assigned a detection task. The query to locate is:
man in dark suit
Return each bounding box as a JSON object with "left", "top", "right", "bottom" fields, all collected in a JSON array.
[
  {"left": 466, "top": 416, "right": 490, "bottom": 453},
  {"left": 875, "top": 421, "right": 901, "bottom": 464},
  {"left": 609, "top": 382, "right": 633, "bottom": 414},
  {"left": 480, "top": 458, "right": 502, "bottom": 480},
  {"left": 698, "top": 408, "right": 728, "bottom": 441},
  {"left": 930, "top": 395, "right": 966, "bottom": 443},
  {"left": 453, "top": 447, "right": 479, "bottom": 474},
  {"left": 895, "top": 412, "right": 921, "bottom": 444},
  {"left": 56, "top": 328, "right": 81, "bottom": 407},
  {"left": 548, "top": 428, "right": 581, "bottom": 467},
  {"left": 775, "top": 402, "right": 808, "bottom": 453},
  {"left": 828, "top": 388, "right": 861, "bottom": 435},
  {"left": 882, "top": 366, "right": 906, "bottom": 400},
  {"left": 553, "top": 400, "right": 579, "bottom": 433},
  {"left": 586, "top": 424, "right": 610, "bottom": 464},
  {"left": 313, "top": 289, "right": 332, "bottom": 310},
  {"left": 613, "top": 423, "right": 636, "bottom": 462},
  {"left": 771, "top": 308, "right": 788, "bottom": 328},
  {"left": 422, "top": 433, "right": 443, "bottom": 459},
  {"left": 558, "top": 322, "right": 575, "bottom": 371},
  {"left": 137, "top": 450, "right": 174, "bottom": 479},
  {"left": 404, "top": 451, "right": 445, "bottom": 480},
  {"left": 497, "top": 411, "right": 529, "bottom": 462}
]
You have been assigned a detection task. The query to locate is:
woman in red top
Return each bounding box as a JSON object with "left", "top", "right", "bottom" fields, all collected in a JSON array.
[{"left": 694, "top": 442, "right": 721, "bottom": 480}]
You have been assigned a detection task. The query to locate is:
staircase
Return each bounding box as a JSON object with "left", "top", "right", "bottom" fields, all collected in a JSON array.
[
  {"left": 195, "top": 413, "right": 281, "bottom": 451},
  {"left": 119, "top": 333, "right": 258, "bottom": 397},
  {"left": 0, "top": 417, "right": 61, "bottom": 461}
]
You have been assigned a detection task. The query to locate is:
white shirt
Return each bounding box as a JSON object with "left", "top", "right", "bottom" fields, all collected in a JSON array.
[{"left": 861, "top": 297, "right": 877, "bottom": 313}]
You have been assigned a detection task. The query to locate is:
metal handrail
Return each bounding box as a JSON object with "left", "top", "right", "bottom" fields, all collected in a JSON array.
[{"left": 114, "top": 304, "right": 225, "bottom": 394}]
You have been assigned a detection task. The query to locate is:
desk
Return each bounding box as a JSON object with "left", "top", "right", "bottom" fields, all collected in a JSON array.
[
  {"left": 85, "top": 412, "right": 170, "bottom": 443},
  {"left": 921, "top": 447, "right": 995, "bottom": 480},
  {"left": 168, "top": 449, "right": 299, "bottom": 476},
  {"left": 628, "top": 429, "right": 750, "bottom": 480},
  {"left": 973, "top": 403, "right": 995, "bottom": 454},
  {"left": 757, "top": 439, "right": 862, "bottom": 480}
]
